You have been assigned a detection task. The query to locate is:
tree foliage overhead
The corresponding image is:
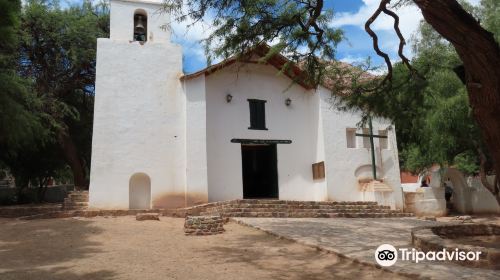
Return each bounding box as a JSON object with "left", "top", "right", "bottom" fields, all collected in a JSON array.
[
  {"left": 15, "top": 0, "right": 109, "bottom": 190},
  {"left": 336, "top": 19, "right": 486, "bottom": 175},
  {"left": 0, "top": 0, "right": 45, "bottom": 153},
  {"left": 165, "top": 0, "right": 343, "bottom": 85}
]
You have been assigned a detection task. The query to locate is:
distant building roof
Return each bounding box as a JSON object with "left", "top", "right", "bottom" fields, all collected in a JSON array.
[{"left": 400, "top": 171, "right": 419, "bottom": 184}]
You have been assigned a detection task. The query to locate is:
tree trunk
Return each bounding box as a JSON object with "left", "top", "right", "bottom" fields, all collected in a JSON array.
[
  {"left": 414, "top": 0, "right": 500, "bottom": 204},
  {"left": 57, "top": 130, "right": 88, "bottom": 190}
]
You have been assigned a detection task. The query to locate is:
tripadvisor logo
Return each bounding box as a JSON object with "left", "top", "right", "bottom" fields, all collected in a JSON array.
[
  {"left": 375, "top": 244, "right": 398, "bottom": 267},
  {"left": 374, "top": 244, "right": 482, "bottom": 267}
]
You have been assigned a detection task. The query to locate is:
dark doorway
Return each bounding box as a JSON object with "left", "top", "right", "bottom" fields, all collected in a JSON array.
[{"left": 241, "top": 144, "right": 279, "bottom": 199}]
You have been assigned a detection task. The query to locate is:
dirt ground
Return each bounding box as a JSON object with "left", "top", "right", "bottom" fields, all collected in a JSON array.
[{"left": 0, "top": 216, "right": 410, "bottom": 280}]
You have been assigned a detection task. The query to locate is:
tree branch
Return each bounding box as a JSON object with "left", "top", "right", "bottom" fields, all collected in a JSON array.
[
  {"left": 365, "top": 0, "right": 393, "bottom": 84},
  {"left": 365, "top": 0, "right": 424, "bottom": 87}
]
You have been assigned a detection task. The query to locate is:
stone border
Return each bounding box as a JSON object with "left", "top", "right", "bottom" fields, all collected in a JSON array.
[
  {"left": 231, "top": 218, "right": 423, "bottom": 279},
  {"left": 16, "top": 209, "right": 172, "bottom": 220},
  {"left": 184, "top": 215, "right": 225, "bottom": 235},
  {"left": 136, "top": 213, "right": 160, "bottom": 221},
  {"left": 5, "top": 199, "right": 405, "bottom": 220},
  {"left": 411, "top": 223, "right": 500, "bottom": 270},
  {"left": 0, "top": 204, "right": 63, "bottom": 218}
]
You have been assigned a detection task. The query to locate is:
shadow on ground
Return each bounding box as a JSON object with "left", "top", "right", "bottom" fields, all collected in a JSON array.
[
  {"left": 0, "top": 218, "right": 116, "bottom": 280},
  {"left": 204, "top": 223, "right": 409, "bottom": 280}
]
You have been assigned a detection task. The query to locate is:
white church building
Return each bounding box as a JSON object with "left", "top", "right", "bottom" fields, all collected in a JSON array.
[{"left": 89, "top": 0, "right": 404, "bottom": 210}]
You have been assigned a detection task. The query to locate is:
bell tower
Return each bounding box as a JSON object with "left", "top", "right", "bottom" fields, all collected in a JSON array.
[{"left": 89, "top": 0, "right": 186, "bottom": 209}]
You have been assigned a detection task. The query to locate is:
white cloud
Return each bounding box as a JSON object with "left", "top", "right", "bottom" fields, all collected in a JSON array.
[
  {"left": 331, "top": 0, "right": 481, "bottom": 62},
  {"left": 367, "top": 66, "right": 388, "bottom": 76},
  {"left": 168, "top": 4, "right": 216, "bottom": 64},
  {"left": 467, "top": 0, "right": 481, "bottom": 5},
  {"left": 331, "top": 0, "right": 422, "bottom": 58},
  {"left": 339, "top": 55, "right": 368, "bottom": 65}
]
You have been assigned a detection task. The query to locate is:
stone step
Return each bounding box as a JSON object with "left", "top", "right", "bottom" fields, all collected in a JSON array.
[
  {"left": 64, "top": 198, "right": 88, "bottom": 203},
  {"left": 63, "top": 191, "right": 89, "bottom": 211},
  {"left": 205, "top": 211, "right": 412, "bottom": 218},
  {"left": 184, "top": 200, "right": 412, "bottom": 219},
  {"left": 233, "top": 200, "right": 378, "bottom": 206},
  {"left": 65, "top": 196, "right": 89, "bottom": 202},
  {"left": 196, "top": 198, "right": 413, "bottom": 218},
  {"left": 63, "top": 203, "right": 87, "bottom": 207},
  {"left": 68, "top": 193, "right": 89, "bottom": 199},
  {"left": 210, "top": 204, "right": 391, "bottom": 210},
  {"left": 201, "top": 209, "right": 411, "bottom": 215},
  {"left": 64, "top": 201, "right": 89, "bottom": 205},
  {"left": 63, "top": 200, "right": 88, "bottom": 205},
  {"left": 203, "top": 206, "right": 392, "bottom": 213},
  {"left": 63, "top": 206, "right": 88, "bottom": 210},
  {"left": 0, "top": 180, "right": 11, "bottom": 185},
  {"left": 202, "top": 208, "right": 397, "bottom": 215},
  {"left": 63, "top": 205, "right": 88, "bottom": 209}
]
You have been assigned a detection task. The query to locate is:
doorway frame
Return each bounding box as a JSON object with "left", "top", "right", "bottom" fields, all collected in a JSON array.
[{"left": 241, "top": 143, "right": 279, "bottom": 199}]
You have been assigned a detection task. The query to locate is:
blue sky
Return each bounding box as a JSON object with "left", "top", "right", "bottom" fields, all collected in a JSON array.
[
  {"left": 173, "top": 0, "right": 480, "bottom": 74},
  {"left": 173, "top": 0, "right": 428, "bottom": 74},
  {"left": 56, "top": 0, "right": 480, "bottom": 74}
]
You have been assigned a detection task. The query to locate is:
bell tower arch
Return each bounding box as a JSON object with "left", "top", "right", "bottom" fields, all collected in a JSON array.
[{"left": 133, "top": 9, "right": 148, "bottom": 42}]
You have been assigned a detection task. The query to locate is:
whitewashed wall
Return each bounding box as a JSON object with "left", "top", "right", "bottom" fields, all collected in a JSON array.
[
  {"left": 184, "top": 75, "right": 209, "bottom": 205},
  {"left": 432, "top": 168, "right": 499, "bottom": 214},
  {"left": 318, "top": 87, "right": 404, "bottom": 209},
  {"left": 89, "top": 0, "right": 185, "bottom": 209},
  {"left": 204, "top": 63, "right": 327, "bottom": 202},
  {"left": 468, "top": 175, "right": 500, "bottom": 214}
]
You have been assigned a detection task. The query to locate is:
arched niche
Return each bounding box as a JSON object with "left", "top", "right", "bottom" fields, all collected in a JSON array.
[
  {"left": 129, "top": 172, "right": 151, "bottom": 209},
  {"left": 441, "top": 168, "right": 472, "bottom": 213},
  {"left": 354, "top": 164, "right": 384, "bottom": 180},
  {"left": 133, "top": 9, "right": 148, "bottom": 42}
]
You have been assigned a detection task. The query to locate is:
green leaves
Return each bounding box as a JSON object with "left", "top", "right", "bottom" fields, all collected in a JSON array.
[
  {"left": 336, "top": 15, "right": 488, "bottom": 175},
  {"left": 166, "top": 0, "right": 342, "bottom": 84},
  {"left": 480, "top": 0, "right": 500, "bottom": 43},
  {"left": 1, "top": 0, "right": 108, "bottom": 195}
]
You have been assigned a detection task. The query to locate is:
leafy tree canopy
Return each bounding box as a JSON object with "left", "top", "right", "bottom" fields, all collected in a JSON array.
[
  {"left": 337, "top": 0, "right": 499, "bottom": 175},
  {"left": 0, "top": 0, "right": 46, "bottom": 154},
  {"left": 1, "top": 0, "right": 109, "bottom": 202}
]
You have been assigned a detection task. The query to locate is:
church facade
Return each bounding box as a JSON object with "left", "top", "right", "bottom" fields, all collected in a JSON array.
[{"left": 89, "top": 0, "right": 404, "bottom": 210}]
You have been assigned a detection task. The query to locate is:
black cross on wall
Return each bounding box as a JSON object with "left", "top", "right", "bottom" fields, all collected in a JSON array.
[{"left": 355, "top": 116, "right": 388, "bottom": 180}]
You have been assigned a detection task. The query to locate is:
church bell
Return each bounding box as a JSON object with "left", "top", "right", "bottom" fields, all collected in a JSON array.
[
  {"left": 134, "top": 15, "right": 145, "bottom": 34},
  {"left": 134, "top": 14, "right": 146, "bottom": 42}
]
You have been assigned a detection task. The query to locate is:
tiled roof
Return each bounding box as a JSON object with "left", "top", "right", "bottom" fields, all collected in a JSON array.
[{"left": 180, "top": 44, "right": 376, "bottom": 93}]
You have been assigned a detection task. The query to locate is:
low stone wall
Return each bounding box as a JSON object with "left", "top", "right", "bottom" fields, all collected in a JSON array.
[
  {"left": 6, "top": 199, "right": 412, "bottom": 220},
  {"left": 184, "top": 215, "right": 225, "bottom": 236},
  {"left": 403, "top": 192, "right": 419, "bottom": 213},
  {"left": 403, "top": 188, "right": 447, "bottom": 217},
  {"left": 136, "top": 213, "right": 160, "bottom": 221},
  {"left": 0, "top": 203, "right": 62, "bottom": 218},
  {"left": 412, "top": 224, "right": 500, "bottom": 270}
]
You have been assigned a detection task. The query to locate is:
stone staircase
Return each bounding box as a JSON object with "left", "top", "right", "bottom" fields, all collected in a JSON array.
[
  {"left": 62, "top": 191, "right": 89, "bottom": 210},
  {"left": 187, "top": 199, "right": 413, "bottom": 218},
  {"left": 0, "top": 179, "right": 13, "bottom": 188}
]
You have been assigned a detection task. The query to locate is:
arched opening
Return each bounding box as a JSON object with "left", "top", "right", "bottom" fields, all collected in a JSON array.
[
  {"left": 442, "top": 168, "right": 472, "bottom": 214},
  {"left": 354, "top": 164, "right": 384, "bottom": 180},
  {"left": 129, "top": 173, "right": 151, "bottom": 209},
  {"left": 133, "top": 9, "right": 147, "bottom": 42}
]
